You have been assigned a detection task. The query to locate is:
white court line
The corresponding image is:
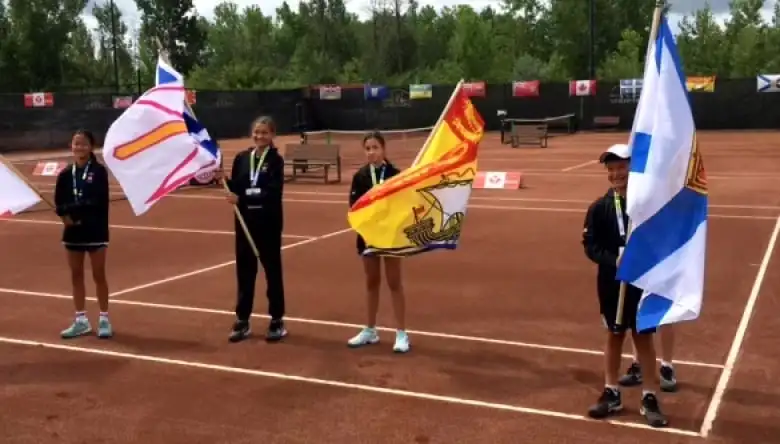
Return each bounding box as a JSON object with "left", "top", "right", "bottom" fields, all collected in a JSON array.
[
  {"left": 0, "top": 287, "right": 723, "bottom": 370},
  {"left": 0, "top": 335, "right": 701, "bottom": 437},
  {"left": 561, "top": 160, "right": 597, "bottom": 172},
  {"left": 108, "top": 227, "right": 352, "bottom": 297},
  {"left": 699, "top": 215, "right": 780, "bottom": 437},
  {"left": 0, "top": 218, "right": 314, "bottom": 239}
]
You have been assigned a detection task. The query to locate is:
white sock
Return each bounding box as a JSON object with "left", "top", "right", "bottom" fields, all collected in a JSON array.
[
  {"left": 99, "top": 312, "right": 109, "bottom": 319},
  {"left": 661, "top": 360, "right": 673, "bottom": 369},
  {"left": 75, "top": 311, "right": 87, "bottom": 321},
  {"left": 642, "top": 389, "right": 655, "bottom": 397},
  {"left": 605, "top": 384, "right": 619, "bottom": 392}
]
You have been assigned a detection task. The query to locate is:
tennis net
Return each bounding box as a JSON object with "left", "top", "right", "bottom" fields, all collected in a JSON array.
[
  {"left": 302, "top": 126, "right": 434, "bottom": 167},
  {"left": 500, "top": 113, "right": 576, "bottom": 145}
]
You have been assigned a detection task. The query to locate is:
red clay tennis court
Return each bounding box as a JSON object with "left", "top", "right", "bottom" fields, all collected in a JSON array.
[{"left": 1, "top": 130, "right": 778, "bottom": 443}]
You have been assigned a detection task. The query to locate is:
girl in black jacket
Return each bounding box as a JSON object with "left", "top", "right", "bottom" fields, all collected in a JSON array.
[
  {"left": 346, "top": 131, "right": 410, "bottom": 353},
  {"left": 218, "top": 116, "right": 287, "bottom": 343},
  {"left": 54, "top": 130, "right": 112, "bottom": 339}
]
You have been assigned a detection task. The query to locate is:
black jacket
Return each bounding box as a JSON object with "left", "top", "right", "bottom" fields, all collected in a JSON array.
[
  {"left": 54, "top": 158, "right": 110, "bottom": 244},
  {"left": 349, "top": 162, "right": 401, "bottom": 207},
  {"left": 582, "top": 189, "right": 640, "bottom": 299},
  {"left": 226, "top": 146, "right": 284, "bottom": 229}
]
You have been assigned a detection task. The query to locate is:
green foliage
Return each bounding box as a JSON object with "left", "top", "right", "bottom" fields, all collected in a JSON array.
[{"left": 0, "top": 0, "right": 778, "bottom": 92}]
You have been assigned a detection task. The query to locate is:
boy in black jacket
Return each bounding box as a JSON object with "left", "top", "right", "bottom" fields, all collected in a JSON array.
[
  {"left": 582, "top": 143, "right": 668, "bottom": 428},
  {"left": 218, "top": 116, "right": 287, "bottom": 343},
  {"left": 54, "top": 130, "right": 112, "bottom": 339}
]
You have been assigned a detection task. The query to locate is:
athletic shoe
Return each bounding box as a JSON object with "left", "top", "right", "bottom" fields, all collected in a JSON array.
[
  {"left": 618, "top": 362, "right": 642, "bottom": 387},
  {"left": 61, "top": 317, "right": 92, "bottom": 339},
  {"left": 588, "top": 387, "right": 623, "bottom": 419},
  {"left": 347, "top": 327, "right": 380, "bottom": 348},
  {"left": 660, "top": 364, "right": 678, "bottom": 392},
  {"left": 229, "top": 320, "right": 251, "bottom": 343},
  {"left": 392, "top": 330, "right": 410, "bottom": 353},
  {"left": 97, "top": 317, "right": 113, "bottom": 339},
  {"left": 640, "top": 393, "right": 669, "bottom": 427},
  {"left": 265, "top": 319, "right": 287, "bottom": 342}
]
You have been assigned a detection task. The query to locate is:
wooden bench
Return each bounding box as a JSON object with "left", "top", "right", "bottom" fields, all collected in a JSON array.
[
  {"left": 511, "top": 123, "right": 548, "bottom": 148},
  {"left": 284, "top": 143, "right": 342, "bottom": 183},
  {"left": 593, "top": 116, "right": 620, "bottom": 131}
]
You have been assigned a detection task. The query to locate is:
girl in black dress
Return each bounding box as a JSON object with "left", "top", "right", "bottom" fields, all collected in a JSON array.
[
  {"left": 54, "top": 130, "right": 112, "bottom": 339},
  {"left": 346, "top": 131, "right": 410, "bottom": 353}
]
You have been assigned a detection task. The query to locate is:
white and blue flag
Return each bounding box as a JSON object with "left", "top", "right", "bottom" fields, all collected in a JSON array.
[
  {"left": 616, "top": 15, "right": 708, "bottom": 332},
  {"left": 155, "top": 57, "right": 221, "bottom": 178}
]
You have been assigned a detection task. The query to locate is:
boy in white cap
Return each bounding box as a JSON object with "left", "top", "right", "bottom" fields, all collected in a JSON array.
[{"left": 581, "top": 143, "right": 668, "bottom": 428}]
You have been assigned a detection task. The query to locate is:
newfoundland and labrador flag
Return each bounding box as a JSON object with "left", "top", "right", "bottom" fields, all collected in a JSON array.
[
  {"left": 616, "top": 15, "right": 708, "bottom": 332},
  {"left": 0, "top": 160, "right": 41, "bottom": 217},
  {"left": 347, "top": 81, "right": 484, "bottom": 256}
]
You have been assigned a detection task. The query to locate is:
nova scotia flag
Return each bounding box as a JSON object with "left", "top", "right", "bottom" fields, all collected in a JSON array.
[
  {"left": 155, "top": 57, "right": 221, "bottom": 171},
  {"left": 616, "top": 15, "right": 708, "bottom": 332}
]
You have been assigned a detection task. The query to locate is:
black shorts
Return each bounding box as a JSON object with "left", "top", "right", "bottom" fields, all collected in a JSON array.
[
  {"left": 598, "top": 281, "right": 656, "bottom": 335},
  {"left": 64, "top": 243, "right": 107, "bottom": 253},
  {"left": 356, "top": 235, "right": 367, "bottom": 256}
]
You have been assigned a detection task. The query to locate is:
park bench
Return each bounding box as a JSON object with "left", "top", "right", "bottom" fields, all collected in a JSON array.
[
  {"left": 593, "top": 115, "right": 620, "bottom": 131},
  {"left": 284, "top": 143, "right": 342, "bottom": 184},
  {"left": 511, "top": 123, "right": 548, "bottom": 148}
]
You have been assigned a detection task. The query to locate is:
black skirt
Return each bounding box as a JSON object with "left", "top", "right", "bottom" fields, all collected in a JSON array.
[{"left": 356, "top": 235, "right": 367, "bottom": 255}]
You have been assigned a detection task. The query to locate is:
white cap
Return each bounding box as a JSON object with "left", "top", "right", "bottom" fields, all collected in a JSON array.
[{"left": 599, "top": 143, "right": 631, "bottom": 163}]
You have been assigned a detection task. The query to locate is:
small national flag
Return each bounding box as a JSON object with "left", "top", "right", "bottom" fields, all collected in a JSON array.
[
  {"left": 0, "top": 160, "right": 42, "bottom": 217},
  {"left": 409, "top": 84, "right": 432, "bottom": 99},
  {"left": 319, "top": 85, "right": 342, "bottom": 100},
  {"left": 569, "top": 80, "right": 596, "bottom": 96},
  {"left": 364, "top": 85, "right": 389, "bottom": 100},
  {"left": 24, "top": 92, "right": 54, "bottom": 108},
  {"left": 685, "top": 76, "right": 715, "bottom": 92},
  {"left": 756, "top": 74, "right": 780, "bottom": 92},
  {"left": 463, "top": 81, "right": 486, "bottom": 97},
  {"left": 512, "top": 80, "right": 540, "bottom": 97},
  {"left": 619, "top": 79, "right": 643, "bottom": 99}
]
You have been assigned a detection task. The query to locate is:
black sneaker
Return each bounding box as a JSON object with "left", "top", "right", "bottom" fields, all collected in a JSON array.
[
  {"left": 588, "top": 387, "right": 623, "bottom": 419},
  {"left": 618, "top": 362, "right": 642, "bottom": 387},
  {"left": 265, "top": 319, "right": 288, "bottom": 342},
  {"left": 640, "top": 393, "right": 669, "bottom": 427},
  {"left": 660, "top": 364, "right": 678, "bottom": 392},
  {"left": 229, "top": 320, "right": 251, "bottom": 343}
]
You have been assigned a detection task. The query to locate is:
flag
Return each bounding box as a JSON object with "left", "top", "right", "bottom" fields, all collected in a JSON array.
[
  {"left": 347, "top": 82, "right": 484, "bottom": 256},
  {"left": 155, "top": 56, "right": 221, "bottom": 181},
  {"left": 364, "top": 85, "right": 389, "bottom": 100},
  {"left": 756, "top": 74, "right": 780, "bottom": 92},
  {"left": 102, "top": 82, "right": 219, "bottom": 215},
  {"left": 616, "top": 15, "right": 707, "bottom": 332},
  {"left": 0, "top": 161, "right": 41, "bottom": 217},
  {"left": 24, "top": 92, "right": 54, "bottom": 108},
  {"left": 685, "top": 76, "right": 715, "bottom": 92},
  {"left": 569, "top": 80, "right": 596, "bottom": 96},
  {"left": 512, "top": 81, "right": 540, "bottom": 97},
  {"left": 409, "top": 84, "right": 432, "bottom": 99},
  {"left": 619, "top": 79, "right": 643, "bottom": 99}
]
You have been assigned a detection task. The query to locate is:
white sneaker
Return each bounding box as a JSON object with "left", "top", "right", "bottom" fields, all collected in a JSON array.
[
  {"left": 393, "top": 330, "right": 410, "bottom": 353},
  {"left": 347, "top": 327, "right": 379, "bottom": 348}
]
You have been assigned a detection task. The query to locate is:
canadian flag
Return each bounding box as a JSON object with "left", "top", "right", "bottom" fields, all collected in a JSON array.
[
  {"left": 23, "top": 92, "right": 54, "bottom": 108},
  {"left": 569, "top": 80, "right": 596, "bottom": 96}
]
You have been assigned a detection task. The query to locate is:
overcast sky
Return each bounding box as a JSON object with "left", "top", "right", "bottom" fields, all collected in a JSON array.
[{"left": 85, "top": 0, "right": 778, "bottom": 34}]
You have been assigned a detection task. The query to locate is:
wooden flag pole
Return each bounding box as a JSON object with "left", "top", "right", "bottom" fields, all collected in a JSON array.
[
  {"left": 155, "top": 40, "right": 260, "bottom": 258},
  {"left": 0, "top": 154, "right": 55, "bottom": 209},
  {"left": 411, "top": 79, "right": 464, "bottom": 166},
  {"left": 615, "top": 2, "right": 665, "bottom": 327}
]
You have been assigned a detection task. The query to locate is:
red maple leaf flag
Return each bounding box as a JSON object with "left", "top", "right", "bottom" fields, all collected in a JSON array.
[{"left": 569, "top": 80, "right": 597, "bottom": 96}]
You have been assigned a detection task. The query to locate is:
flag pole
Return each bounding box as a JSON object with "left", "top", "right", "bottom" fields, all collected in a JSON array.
[
  {"left": 0, "top": 154, "right": 55, "bottom": 209},
  {"left": 411, "top": 80, "right": 464, "bottom": 166},
  {"left": 615, "top": 1, "right": 665, "bottom": 327},
  {"left": 154, "top": 40, "right": 260, "bottom": 258}
]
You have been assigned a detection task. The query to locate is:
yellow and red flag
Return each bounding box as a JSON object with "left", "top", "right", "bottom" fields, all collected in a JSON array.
[{"left": 347, "top": 81, "right": 485, "bottom": 256}]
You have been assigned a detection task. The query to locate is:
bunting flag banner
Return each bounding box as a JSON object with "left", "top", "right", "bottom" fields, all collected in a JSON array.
[
  {"left": 364, "top": 85, "right": 389, "bottom": 100},
  {"left": 686, "top": 76, "right": 715, "bottom": 92},
  {"left": 409, "top": 84, "right": 432, "bottom": 99},
  {"left": 319, "top": 85, "right": 342, "bottom": 100},
  {"left": 512, "top": 80, "right": 540, "bottom": 97},
  {"left": 347, "top": 82, "right": 485, "bottom": 256},
  {"left": 756, "top": 74, "right": 780, "bottom": 92}
]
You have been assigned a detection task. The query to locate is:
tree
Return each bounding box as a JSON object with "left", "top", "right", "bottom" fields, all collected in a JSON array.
[
  {"left": 134, "top": 0, "right": 207, "bottom": 76},
  {"left": 598, "top": 28, "right": 644, "bottom": 80}
]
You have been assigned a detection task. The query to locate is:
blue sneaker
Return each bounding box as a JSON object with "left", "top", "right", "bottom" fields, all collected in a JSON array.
[
  {"left": 61, "top": 317, "right": 91, "bottom": 339},
  {"left": 97, "top": 316, "right": 113, "bottom": 339},
  {"left": 393, "top": 330, "right": 410, "bottom": 353},
  {"left": 347, "top": 327, "right": 379, "bottom": 348}
]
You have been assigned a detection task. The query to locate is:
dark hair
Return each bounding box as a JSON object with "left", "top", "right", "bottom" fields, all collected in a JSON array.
[
  {"left": 363, "top": 130, "right": 390, "bottom": 164},
  {"left": 251, "top": 115, "right": 276, "bottom": 134},
  {"left": 73, "top": 129, "right": 98, "bottom": 160}
]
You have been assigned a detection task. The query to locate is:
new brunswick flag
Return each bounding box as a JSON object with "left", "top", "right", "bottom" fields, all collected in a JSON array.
[{"left": 347, "top": 81, "right": 485, "bottom": 256}]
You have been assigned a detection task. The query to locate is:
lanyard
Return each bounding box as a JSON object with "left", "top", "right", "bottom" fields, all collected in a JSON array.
[
  {"left": 249, "top": 147, "right": 269, "bottom": 187},
  {"left": 370, "top": 164, "right": 385, "bottom": 186},
  {"left": 613, "top": 191, "right": 626, "bottom": 240},
  {"left": 72, "top": 161, "right": 91, "bottom": 201}
]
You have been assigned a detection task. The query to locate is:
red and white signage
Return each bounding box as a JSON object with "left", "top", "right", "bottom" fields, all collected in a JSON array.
[
  {"left": 463, "top": 81, "right": 486, "bottom": 97},
  {"left": 512, "top": 80, "right": 540, "bottom": 97},
  {"left": 569, "top": 80, "right": 597, "bottom": 96},
  {"left": 24, "top": 92, "right": 54, "bottom": 108},
  {"left": 33, "top": 161, "right": 67, "bottom": 176},
  {"left": 473, "top": 171, "right": 524, "bottom": 189}
]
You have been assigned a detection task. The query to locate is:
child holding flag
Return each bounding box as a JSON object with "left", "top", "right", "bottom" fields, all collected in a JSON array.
[
  {"left": 54, "top": 130, "right": 112, "bottom": 339},
  {"left": 346, "top": 131, "right": 410, "bottom": 353}
]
